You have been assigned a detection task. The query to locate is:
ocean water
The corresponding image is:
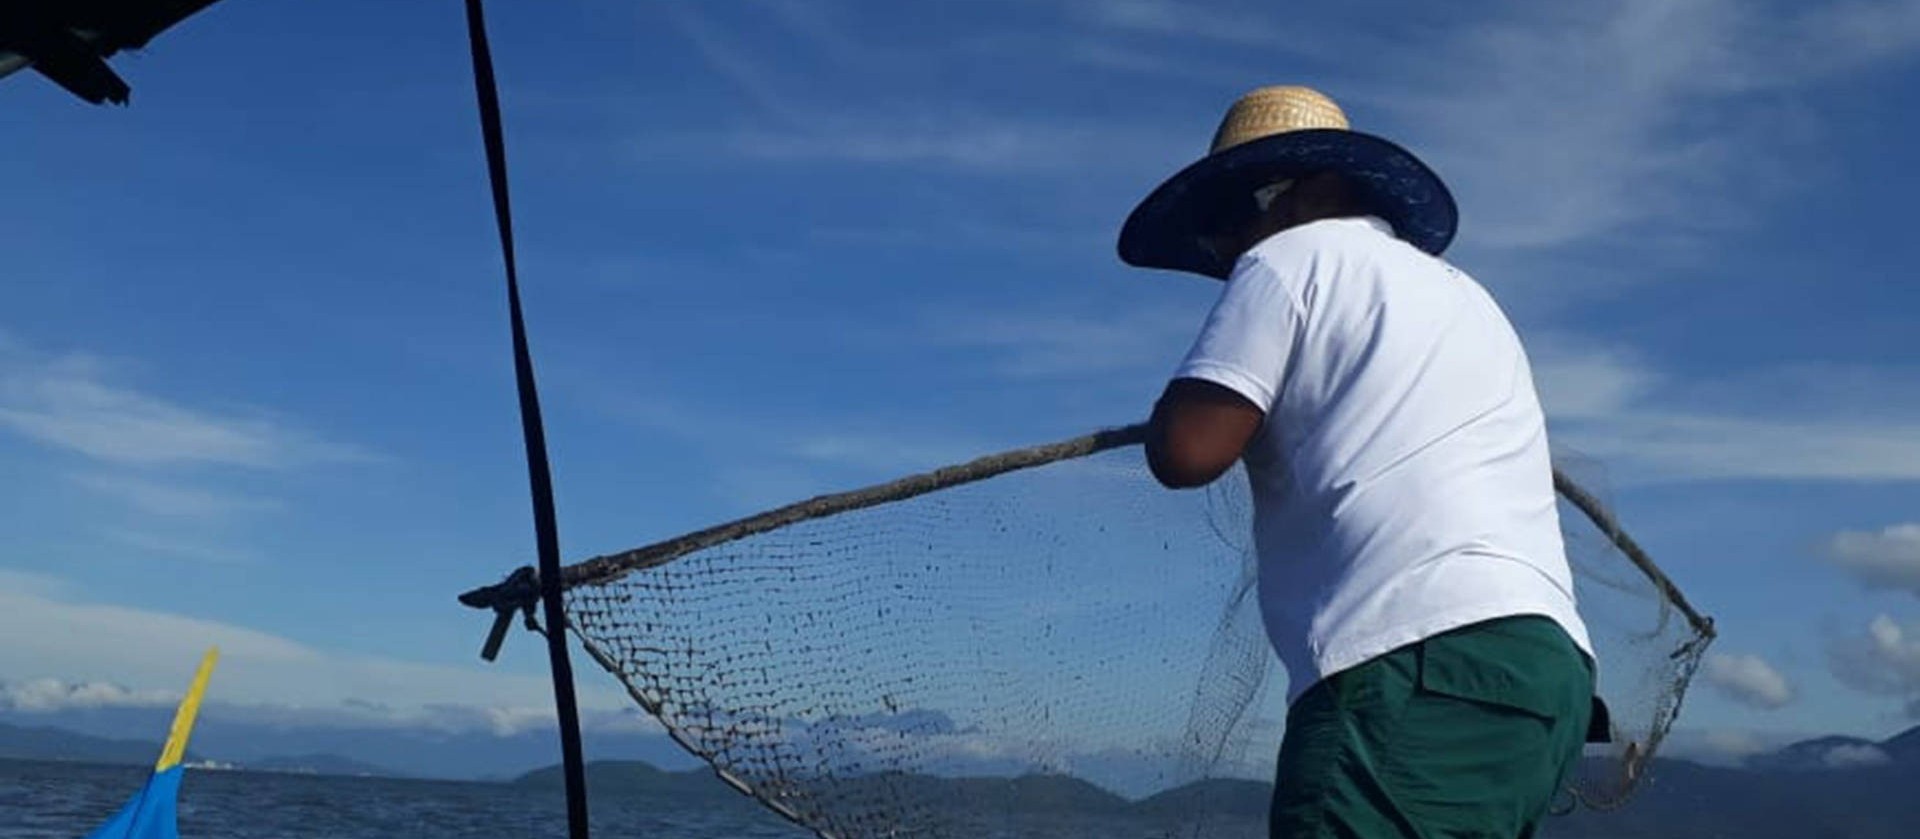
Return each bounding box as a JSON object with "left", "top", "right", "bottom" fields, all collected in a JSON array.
[
  {"left": 0, "top": 759, "right": 1227, "bottom": 839},
  {"left": 0, "top": 760, "right": 810, "bottom": 839}
]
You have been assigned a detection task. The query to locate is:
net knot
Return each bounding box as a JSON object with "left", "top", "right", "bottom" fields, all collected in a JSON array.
[{"left": 459, "top": 565, "right": 544, "bottom": 661}]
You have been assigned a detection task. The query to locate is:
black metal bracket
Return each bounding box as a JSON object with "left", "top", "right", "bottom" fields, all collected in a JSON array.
[{"left": 458, "top": 565, "right": 542, "bottom": 661}]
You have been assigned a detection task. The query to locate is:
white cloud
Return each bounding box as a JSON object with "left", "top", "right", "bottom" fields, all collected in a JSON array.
[
  {"left": 0, "top": 341, "right": 368, "bottom": 468},
  {"left": 1700, "top": 729, "right": 1771, "bottom": 762},
  {"left": 1825, "top": 524, "right": 1920, "bottom": 597},
  {"left": 1826, "top": 614, "right": 1920, "bottom": 716},
  {"left": 1655, "top": 728, "right": 1907, "bottom": 770},
  {"left": 1661, "top": 730, "right": 1897, "bottom": 770},
  {"left": 1656, "top": 727, "right": 1802, "bottom": 766},
  {"left": 1702, "top": 652, "right": 1795, "bottom": 710},
  {"left": 0, "top": 679, "right": 660, "bottom": 738},
  {"left": 1823, "top": 743, "right": 1894, "bottom": 768},
  {"left": 0, "top": 679, "right": 176, "bottom": 712},
  {"left": 0, "top": 570, "right": 637, "bottom": 727}
]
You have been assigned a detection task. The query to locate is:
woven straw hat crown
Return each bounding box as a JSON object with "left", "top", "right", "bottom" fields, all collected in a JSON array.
[{"left": 1209, "top": 85, "right": 1350, "bottom": 154}]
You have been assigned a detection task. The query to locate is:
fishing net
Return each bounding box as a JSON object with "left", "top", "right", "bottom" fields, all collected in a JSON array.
[
  {"left": 1551, "top": 451, "right": 1716, "bottom": 809},
  {"left": 462, "top": 423, "right": 1712, "bottom": 837}
]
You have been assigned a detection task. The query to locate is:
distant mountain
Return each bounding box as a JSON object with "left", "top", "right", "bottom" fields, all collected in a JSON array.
[
  {"left": 248, "top": 753, "right": 400, "bottom": 778},
  {"left": 517, "top": 762, "right": 1130, "bottom": 815},
  {"left": 0, "top": 721, "right": 392, "bottom": 778},
  {"left": 1, "top": 706, "right": 699, "bottom": 780},
  {"left": 868, "top": 772, "right": 1132, "bottom": 815},
  {"left": 512, "top": 738, "right": 1920, "bottom": 838},
  {"left": 1543, "top": 754, "right": 1920, "bottom": 839},
  {"left": 0, "top": 720, "right": 195, "bottom": 766},
  {"left": 1134, "top": 778, "right": 1271, "bottom": 820},
  {"left": 1878, "top": 725, "right": 1920, "bottom": 763},
  {"left": 11, "top": 706, "right": 1920, "bottom": 837},
  {"left": 516, "top": 760, "right": 730, "bottom": 796}
]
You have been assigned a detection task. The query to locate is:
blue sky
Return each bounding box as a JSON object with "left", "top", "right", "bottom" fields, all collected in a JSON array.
[{"left": 3, "top": 0, "right": 1920, "bottom": 770}]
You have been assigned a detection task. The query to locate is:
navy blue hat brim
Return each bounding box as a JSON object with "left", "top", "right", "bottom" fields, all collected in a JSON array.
[{"left": 1117, "top": 128, "right": 1457, "bottom": 280}]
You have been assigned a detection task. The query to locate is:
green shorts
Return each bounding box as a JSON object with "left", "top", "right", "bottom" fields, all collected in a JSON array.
[{"left": 1269, "top": 615, "right": 1595, "bottom": 839}]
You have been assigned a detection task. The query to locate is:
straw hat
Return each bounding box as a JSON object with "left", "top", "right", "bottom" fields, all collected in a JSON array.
[{"left": 1118, "top": 86, "right": 1457, "bottom": 279}]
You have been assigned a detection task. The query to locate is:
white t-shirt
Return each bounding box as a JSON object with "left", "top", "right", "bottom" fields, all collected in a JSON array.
[{"left": 1172, "top": 215, "right": 1594, "bottom": 705}]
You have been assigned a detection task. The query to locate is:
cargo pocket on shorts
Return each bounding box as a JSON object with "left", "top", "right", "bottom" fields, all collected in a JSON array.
[{"left": 1413, "top": 619, "right": 1569, "bottom": 722}]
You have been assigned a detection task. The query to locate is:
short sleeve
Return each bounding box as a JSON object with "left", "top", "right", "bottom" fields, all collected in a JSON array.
[{"left": 1171, "top": 256, "right": 1306, "bottom": 413}]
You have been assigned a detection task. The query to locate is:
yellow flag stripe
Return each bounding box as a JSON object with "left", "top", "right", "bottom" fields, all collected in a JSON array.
[{"left": 155, "top": 647, "right": 219, "bottom": 771}]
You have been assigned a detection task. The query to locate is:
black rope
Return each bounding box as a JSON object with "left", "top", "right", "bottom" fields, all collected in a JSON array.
[{"left": 459, "top": 2, "right": 591, "bottom": 837}]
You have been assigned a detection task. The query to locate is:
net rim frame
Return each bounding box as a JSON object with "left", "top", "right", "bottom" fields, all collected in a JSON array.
[{"left": 515, "top": 422, "right": 1710, "bottom": 647}]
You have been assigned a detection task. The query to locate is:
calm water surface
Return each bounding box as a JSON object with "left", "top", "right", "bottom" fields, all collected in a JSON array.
[
  {"left": 0, "top": 759, "right": 1234, "bottom": 838},
  {"left": 0, "top": 759, "right": 810, "bottom": 839}
]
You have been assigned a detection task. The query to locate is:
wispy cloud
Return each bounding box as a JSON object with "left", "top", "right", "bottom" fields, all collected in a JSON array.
[
  {"left": 746, "top": 0, "right": 870, "bottom": 68},
  {"left": 579, "top": 380, "right": 1003, "bottom": 512},
  {"left": 69, "top": 473, "right": 281, "bottom": 519},
  {"left": 651, "top": 0, "right": 808, "bottom": 125},
  {"left": 1055, "top": 37, "right": 1244, "bottom": 84},
  {"left": 1068, "top": 0, "right": 1297, "bottom": 47},
  {"left": 1824, "top": 524, "right": 1920, "bottom": 597},
  {"left": 929, "top": 318, "right": 1920, "bottom": 485},
  {"left": 0, "top": 339, "right": 369, "bottom": 469},
  {"left": 102, "top": 529, "right": 254, "bottom": 565},
  {"left": 1825, "top": 614, "right": 1920, "bottom": 719},
  {"left": 929, "top": 307, "right": 1199, "bottom": 381},
  {"left": 1376, "top": 0, "right": 1920, "bottom": 252},
  {"left": 787, "top": 434, "right": 988, "bottom": 474},
  {"left": 631, "top": 0, "right": 1920, "bottom": 235},
  {"left": 1557, "top": 412, "right": 1920, "bottom": 483},
  {"left": 1531, "top": 344, "right": 1657, "bottom": 421},
  {"left": 716, "top": 117, "right": 1172, "bottom": 173},
  {"left": 1533, "top": 341, "right": 1920, "bottom": 483},
  {"left": 641, "top": 1, "right": 1186, "bottom": 174},
  {"left": 0, "top": 570, "right": 636, "bottom": 722},
  {"left": 1703, "top": 652, "right": 1796, "bottom": 710}
]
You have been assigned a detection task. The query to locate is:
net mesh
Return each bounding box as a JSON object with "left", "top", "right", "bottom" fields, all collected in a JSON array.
[
  {"left": 475, "top": 425, "right": 1711, "bottom": 837},
  {"left": 1552, "top": 451, "right": 1716, "bottom": 809}
]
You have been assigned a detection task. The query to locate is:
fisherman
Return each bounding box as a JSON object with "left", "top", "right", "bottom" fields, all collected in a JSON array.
[{"left": 1126, "top": 86, "right": 1598, "bottom": 838}]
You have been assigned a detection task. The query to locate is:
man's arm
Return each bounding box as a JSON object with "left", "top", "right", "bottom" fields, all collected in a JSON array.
[{"left": 1146, "top": 377, "right": 1265, "bottom": 489}]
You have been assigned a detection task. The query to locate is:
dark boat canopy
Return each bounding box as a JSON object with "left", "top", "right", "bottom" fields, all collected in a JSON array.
[{"left": 0, "top": 1, "right": 225, "bottom": 104}]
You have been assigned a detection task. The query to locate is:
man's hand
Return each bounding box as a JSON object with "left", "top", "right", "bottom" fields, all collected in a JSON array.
[{"left": 1146, "top": 378, "right": 1265, "bottom": 488}]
